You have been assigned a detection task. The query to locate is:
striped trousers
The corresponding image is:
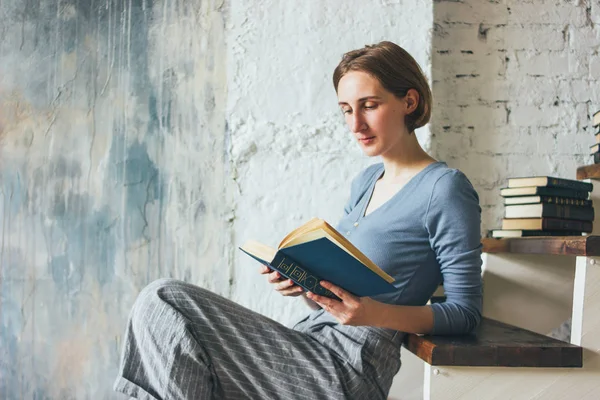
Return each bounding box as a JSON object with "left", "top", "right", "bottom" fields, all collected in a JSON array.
[{"left": 114, "top": 279, "right": 402, "bottom": 400}]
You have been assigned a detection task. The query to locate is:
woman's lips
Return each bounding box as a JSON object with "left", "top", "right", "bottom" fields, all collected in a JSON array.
[{"left": 359, "top": 136, "right": 375, "bottom": 144}]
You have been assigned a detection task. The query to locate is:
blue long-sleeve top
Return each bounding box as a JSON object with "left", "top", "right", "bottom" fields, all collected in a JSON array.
[{"left": 335, "top": 161, "right": 483, "bottom": 335}]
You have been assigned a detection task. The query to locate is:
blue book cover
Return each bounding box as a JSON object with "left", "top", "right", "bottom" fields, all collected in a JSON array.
[{"left": 240, "top": 220, "right": 396, "bottom": 299}]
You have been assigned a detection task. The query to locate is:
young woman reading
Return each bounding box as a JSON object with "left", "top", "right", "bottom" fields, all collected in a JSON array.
[{"left": 114, "top": 41, "right": 483, "bottom": 400}]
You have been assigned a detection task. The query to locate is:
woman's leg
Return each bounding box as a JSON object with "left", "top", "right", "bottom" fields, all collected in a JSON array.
[{"left": 113, "top": 278, "right": 375, "bottom": 400}]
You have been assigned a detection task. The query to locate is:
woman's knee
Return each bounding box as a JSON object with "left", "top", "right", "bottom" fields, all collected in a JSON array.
[
  {"left": 130, "top": 279, "right": 185, "bottom": 321},
  {"left": 132, "top": 278, "right": 210, "bottom": 319}
]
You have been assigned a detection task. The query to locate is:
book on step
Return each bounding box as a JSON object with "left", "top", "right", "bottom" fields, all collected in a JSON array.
[
  {"left": 501, "top": 217, "right": 593, "bottom": 232},
  {"left": 490, "top": 230, "right": 583, "bottom": 238},
  {"left": 500, "top": 186, "right": 590, "bottom": 199},
  {"left": 504, "top": 195, "right": 592, "bottom": 207},
  {"left": 504, "top": 203, "right": 594, "bottom": 221},
  {"left": 507, "top": 176, "right": 593, "bottom": 192},
  {"left": 239, "top": 217, "right": 396, "bottom": 300}
]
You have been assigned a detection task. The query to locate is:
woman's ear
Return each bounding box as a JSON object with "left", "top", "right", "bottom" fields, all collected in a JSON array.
[{"left": 405, "top": 88, "right": 420, "bottom": 115}]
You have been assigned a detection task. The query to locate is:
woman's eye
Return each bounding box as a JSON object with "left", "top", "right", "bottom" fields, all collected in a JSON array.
[
  {"left": 364, "top": 104, "right": 377, "bottom": 110},
  {"left": 342, "top": 109, "right": 352, "bottom": 114}
]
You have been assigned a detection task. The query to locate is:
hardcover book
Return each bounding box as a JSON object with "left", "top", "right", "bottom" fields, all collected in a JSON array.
[
  {"left": 593, "top": 109, "right": 600, "bottom": 127},
  {"left": 501, "top": 217, "right": 593, "bottom": 232},
  {"left": 504, "top": 195, "right": 592, "bottom": 207},
  {"left": 504, "top": 203, "right": 595, "bottom": 221},
  {"left": 507, "top": 176, "right": 593, "bottom": 192},
  {"left": 239, "top": 218, "right": 396, "bottom": 299},
  {"left": 490, "top": 230, "right": 583, "bottom": 238},
  {"left": 500, "top": 186, "right": 590, "bottom": 199}
]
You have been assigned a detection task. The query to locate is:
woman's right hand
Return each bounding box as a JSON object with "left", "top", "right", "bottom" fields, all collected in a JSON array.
[{"left": 259, "top": 265, "right": 305, "bottom": 297}]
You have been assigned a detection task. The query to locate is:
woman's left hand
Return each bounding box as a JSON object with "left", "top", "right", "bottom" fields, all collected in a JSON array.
[{"left": 306, "top": 281, "right": 382, "bottom": 326}]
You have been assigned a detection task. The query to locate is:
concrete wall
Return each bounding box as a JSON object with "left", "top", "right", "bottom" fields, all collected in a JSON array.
[{"left": 0, "top": 1, "right": 432, "bottom": 398}]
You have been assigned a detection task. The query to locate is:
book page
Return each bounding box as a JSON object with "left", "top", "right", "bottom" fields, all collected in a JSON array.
[
  {"left": 278, "top": 217, "right": 321, "bottom": 249},
  {"left": 239, "top": 240, "right": 277, "bottom": 264}
]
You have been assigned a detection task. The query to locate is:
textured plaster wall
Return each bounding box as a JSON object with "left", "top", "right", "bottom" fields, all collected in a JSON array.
[
  {"left": 0, "top": 1, "right": 229, "bottom": 398},
  {"left": 0, "top": 0, "right": 432, "bottom": 398},
  {"left": 431, "top": 0, "right": 600, "bottom": 233}
]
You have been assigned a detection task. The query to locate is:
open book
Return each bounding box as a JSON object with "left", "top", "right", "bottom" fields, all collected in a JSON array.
[{"left": 239, "top": 217, "right": 396, "bottom": 300}]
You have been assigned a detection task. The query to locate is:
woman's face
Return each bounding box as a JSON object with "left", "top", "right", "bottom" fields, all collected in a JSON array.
[{"left": 337, "top": 70, "right": 412, "bottom": 157}]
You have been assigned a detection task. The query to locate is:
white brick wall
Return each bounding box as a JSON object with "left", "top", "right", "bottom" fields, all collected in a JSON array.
[{"left": 432, "top": 0, "right": 600, "bottom": 233}]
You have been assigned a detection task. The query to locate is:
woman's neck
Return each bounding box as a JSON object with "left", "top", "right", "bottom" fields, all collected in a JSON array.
[{"left": 379, "top": 134, "right": 437, "bottom": 184}]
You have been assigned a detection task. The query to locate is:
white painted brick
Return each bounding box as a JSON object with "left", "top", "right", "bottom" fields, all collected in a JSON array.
[
  {"left": 434, "top": 78, "right": 509, "bottom": 104},
  {"left": 431, "top": 131, "right": 472, "bottom": 157},
  {"left": 434, "top": 25, "right": 503, "bottom": 53},
  {"left": 508, "top": 4, "right": 587, "bottom": 27},
  {"left": 436, "top": 104, "right": 508, "bottom": 128},
  {"left": 590, "top": 54, "right": 600, "bottom": 79},
  {"left": 487, "top": 25, "right": 566, "bottom": 51},
  {"left": 506, "top": 76, "right": 566, "bottom": 106},
  {"left": 552, "top": 127, "right": 594, "bottom": 155},
  {"left": 510, "top": 51, "right": 569, "bottom": 76},
  {"left": 509, "top": 50, "right": 588, "bottom": 78},
  {"left": 569, "top": 26, "right": 600, "bottom": 48},
  {"left": 509, "top": 104, "right": 577, "bottom": 128},
  {"left": 593, "top": 1, "right": 600, "bottom": 24},
  {"left": 471, "top": 126, "right": 529, "bottom": 154},
  {"left": 570, "top": 79, "right": 596, "bottom": 103},
  {"left": 435, "top": 0, "right": 509, "bottom": 25},
  {"left": 433, "top": 52, "right": 506, "bottom": 79}
]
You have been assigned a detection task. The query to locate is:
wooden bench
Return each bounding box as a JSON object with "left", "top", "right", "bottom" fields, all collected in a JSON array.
[{"left": 404, "top": 317, "right": 582, "bottom": 368}]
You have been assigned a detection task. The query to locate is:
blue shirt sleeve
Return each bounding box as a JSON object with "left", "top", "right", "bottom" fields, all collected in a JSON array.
[{"left": 425, "top": 170, "right": 483, "bottom": 334}]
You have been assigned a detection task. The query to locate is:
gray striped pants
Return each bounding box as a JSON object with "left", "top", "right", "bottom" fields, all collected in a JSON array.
[{"left": 114, "top": 279, "right": 402, "bottom": 400}]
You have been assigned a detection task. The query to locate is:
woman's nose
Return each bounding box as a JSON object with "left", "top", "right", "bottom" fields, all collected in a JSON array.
[{"left": 350, "top": 114, "right": 366, "bottom": 133}]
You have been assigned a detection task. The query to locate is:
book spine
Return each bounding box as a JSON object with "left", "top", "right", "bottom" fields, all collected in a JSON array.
[
  {"left": 270, "top": 252, "right": 339, "bottom": 300},
  {"left": 541, "top": 204, "right": 595, "bottom": 221},
  {"left": 543, "top": 218, "right": 593, "bottom": 232},
  {"left": 540, "top": 196, "right": 593, "bottom": 207},
  {"left": 520, "top": 230, "right": 582, "bottom": 237},
  {"left": 595, "top": 152, "right": 600, "bottom": 164},
  {"left": 546, "top": 177, "right": 593, "bottom": 192},
  {"left": 490, "top": 230, "right": 583, "bottom": 238},
  {"left": 537, "top": 187, "right": 590, "bottom": 199}
]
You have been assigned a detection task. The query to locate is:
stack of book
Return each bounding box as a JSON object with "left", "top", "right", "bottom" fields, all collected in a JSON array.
[
  {"left": 589, "top": 109, "right": 600, "bottom": 163},
  {"left": 490, "top": 176, "right": 594, "bottom": 238}
]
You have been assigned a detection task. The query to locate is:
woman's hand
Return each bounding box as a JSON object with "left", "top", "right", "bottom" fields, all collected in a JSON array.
[
  {"left": 259, "top": 265, "right": 304, "bottom": 297},
  {"left": 306, "top": 281, "right": 381, "bottom": 326}
]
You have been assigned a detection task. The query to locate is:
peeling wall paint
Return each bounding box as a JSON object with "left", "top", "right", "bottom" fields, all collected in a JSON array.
[{"left": 0, "top": 1, "right": 228, "bottom": 398}]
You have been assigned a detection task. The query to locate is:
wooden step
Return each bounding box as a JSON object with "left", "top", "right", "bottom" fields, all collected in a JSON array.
[
  {"left": 576, "top": 163, "right": 600, "bottom": 180},
  {"left": 403, "top": 317, "right": 582, "bottom": 367},
  {"left": 482, "top": 235, "right": 600, "bottom": 256}
]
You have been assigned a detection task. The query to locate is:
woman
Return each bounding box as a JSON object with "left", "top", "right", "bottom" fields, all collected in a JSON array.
[{"left": 114, "top": 41, "right": 482, "bottom": 400}]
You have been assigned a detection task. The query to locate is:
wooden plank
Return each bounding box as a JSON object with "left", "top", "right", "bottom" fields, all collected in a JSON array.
[
  {"left": 576, "top": 164, "right": 600, "bottom": 180},
  {"left": 404, "top": 318, "right": 582, "bottom": 367},
  {"left": 482, "top": 236, "right": 600, "bottom": 256}
]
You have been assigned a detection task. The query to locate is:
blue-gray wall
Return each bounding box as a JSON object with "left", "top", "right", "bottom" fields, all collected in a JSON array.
[{"left": 0, "top": 1, "right": 229, "bottom": 398}]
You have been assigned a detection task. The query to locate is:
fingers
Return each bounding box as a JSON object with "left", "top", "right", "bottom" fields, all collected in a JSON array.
[
  {"left": 259, "top": 265, "right": 272, "bottom": 274},
  {"left": 320, "top": 281, "right": 354, "bottom": 302},
  {"left": 306, "top": 292, "right": 339, "bottom": 311},
  {"left": 267, "top": 270, "right": 284, "bottom": 283},
  {"left": 278, "top": 286, "right": 304, "bottom": 297},
  {"left": 275, "top": 278, "right": 296, "bottom": 291}
]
